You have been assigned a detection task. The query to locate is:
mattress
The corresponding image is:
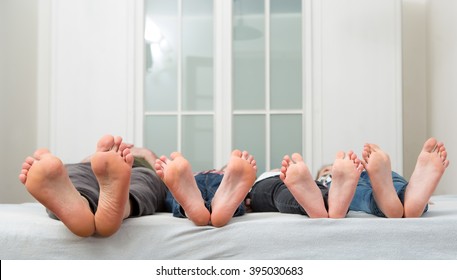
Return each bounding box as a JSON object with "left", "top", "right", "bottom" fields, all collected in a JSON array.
[{"left": 1, "top": 195, "right": 457, "bottom": 260}]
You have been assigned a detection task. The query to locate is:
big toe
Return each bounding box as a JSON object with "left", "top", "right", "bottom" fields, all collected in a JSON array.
[
  {"left": 33, "top": 148, "right": 51, "bottom": 158},
  {"left": 335, "top": 151, "right": 345, "bottom": 160},
  {"left": 291, "top": 153, "right": 304, "bottom": 163},
  {"left": 231, "top": 150, "right": 243, "bottom": 158},
  {"left": 422, "top": 138, "right": 438, "bottom": 152},
  {"left": 170, "top": 152, "right": 183, "bottom": 160},
  {"left": 97, "top": 135, "right": 116, "bottom": 152}
]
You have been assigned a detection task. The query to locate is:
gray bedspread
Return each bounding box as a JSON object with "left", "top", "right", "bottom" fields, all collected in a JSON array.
[{"left": 1, "top": 195, "right": 457, "bottom": 260}]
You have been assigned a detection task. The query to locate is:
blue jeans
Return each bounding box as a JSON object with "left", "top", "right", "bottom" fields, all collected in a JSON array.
[
  {"left": 165, "top": 172, "right": 245, "bottom": 218},
  {"left": 339, "top": 171, "right": 428, "bottom": 217}
]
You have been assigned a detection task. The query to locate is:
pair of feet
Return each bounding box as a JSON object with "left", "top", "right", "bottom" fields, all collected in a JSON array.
[
  {"left": 19, "top": 134, "right": 258, "bottom": 235},
  {"left": 280, "top": 150, "right": 363, "bottom": 218},
  {"left": 19, "top": 135, "right": 134, "bottom": 237},
  {"left": 19, "top": 135, "right": 449, "bottom": 236},
  {"left": 280, "top": 137, "right": 449, "bottom": 218},
  {"left": 363, "top": 137, "right": 449, "bottom": 217},
  {"left": 154, "top": 150, "right": 257, "bottom": 227}
]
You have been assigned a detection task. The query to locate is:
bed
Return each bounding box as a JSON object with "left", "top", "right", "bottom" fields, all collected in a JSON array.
[{"left": 1, "top": 195, "right": 457, "bottom": 260}]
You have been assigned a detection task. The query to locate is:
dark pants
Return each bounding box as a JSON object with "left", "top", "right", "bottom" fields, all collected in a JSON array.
[
  {"left": 47, "top": 162, "right": 168, "bottom": 219},
  {"left": 248, "top": 175, "right": 329, "bottom": 216}
]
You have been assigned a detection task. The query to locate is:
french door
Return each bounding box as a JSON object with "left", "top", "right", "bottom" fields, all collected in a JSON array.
[{"left": 143, "top": 0, "right": 305, "bottom": 173}]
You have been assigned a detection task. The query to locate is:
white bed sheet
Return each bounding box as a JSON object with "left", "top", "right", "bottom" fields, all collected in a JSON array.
[{"left": 1, "top": 195, "right": 457, "bottom": 260}]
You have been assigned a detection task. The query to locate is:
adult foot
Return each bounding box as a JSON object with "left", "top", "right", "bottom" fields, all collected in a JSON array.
[
  {"left": 19, "top": 149, "right": 95, "bottom": 237},
  {"left": 328, "top": 151, "right": 363, "bottom": 218},
  {"left": 362, "top": 144, "right": 403, "bottom": 218},
  {"left": 404, "top": 138, "right": 449, "bottom": 217},
  {"left": 91, "top": 135, "right": 134, "bottom": 236},
  {"left": 155, "top": 152, "right": 210, "bottom": 226},
  {"left": 280, "top": 153, "right": 328, "bottom": 218},
  {"left": 210, "top": 150, "right": 257, "bottom": 227}
]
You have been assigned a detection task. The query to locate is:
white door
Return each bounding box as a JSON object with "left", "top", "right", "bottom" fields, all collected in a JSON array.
[{"left": 142, "top": 0, "right": 402, "bottom": 174}]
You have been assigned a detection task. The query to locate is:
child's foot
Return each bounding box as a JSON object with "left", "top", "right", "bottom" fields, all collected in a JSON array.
[
  {"left": 91, "top": 135, "right": 134, "bottom": 236},
  {"left": 210, "top": 150, "right": 257, "bottom": 227},
  {"left": 404, "top": 138, "right": 449, "bottom": 217},
  {"left": 362, "top": 144, "right": 404, "bottom": 218},
  {"left": 155, "top": 152, "right": 210, "bottom": 226},
  {"left": 19, "top": 149, "right": 95, "bottom": 237},
  {"left": 328, "top": 151, "right": 363, "bottom": 218},
  {"left": 280, "top": 153, "right": 328, "bottom": 218}
]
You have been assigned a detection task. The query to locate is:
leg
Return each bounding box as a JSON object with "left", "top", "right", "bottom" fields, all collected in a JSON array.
[
  {"left": 129, "top": 167, "right": 168, "bottom": 217},
  {"left": 361, "top": 143, "right": 404, "bottom": 218},
  {"left": 210, "top": 150, "right": 257, "bottom": 227},
  {"left": 90, "top": 135, "right": 134, "bottom": 237},
  {"left": 404, "top": 138, "right": 449, "bottom": 217},
  {"left": 155, "top": 152, "right": 210, "bottom": 226},
  {"left": 279, "top": 153, "right": 328, "bottom": 218},
  {"left": 349, "top": 171, "right": 377, "bottom": 214},
  {"left": 19, "top": 149, "right": 95, "bottom": 237},
  {"left": 327, "top": 151, "right": 363, "bottom": 218},
  {"left": 249, "top": 175, "right": 329, "bottom": 215}
]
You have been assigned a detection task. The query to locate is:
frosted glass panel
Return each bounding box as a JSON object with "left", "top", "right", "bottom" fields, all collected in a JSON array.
[
  {"left": 233, "top": 115, "right": 266, "bottom": 173},
  {"left": 182, "top": 0, "right": 214, "bottom": 111},
  {"left": 144, "top": 116, "right": 178, "bottom": 157},
  {"left": 270, "top": 0, "right": 302, "bottom": 110},
  {"left": 270, "top": 114, "right": 302, "bottom": 169},
  {"left": 144, "top": 0, "right": 179, "bottom": 112},
  {"left": 144, "top": 0, "right": 178, "bottom": 112},
  {"left": 182, "top": 115, "right": 213, "bottom": 171},
  {"left": 233, "top": 0, "right": 265, "bottom": 110}
]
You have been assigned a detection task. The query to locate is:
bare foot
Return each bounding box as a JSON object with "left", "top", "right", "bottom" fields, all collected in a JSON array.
[
  {"left": 19, "top": 149, "right": 95, "bottom": 237},
  {"left": 404, "top": 138, "right": 450, "bottom": 217},
  {"left": 362, "top": 144, "right": 403, "bottom": 218},
  {"left": 155, "top": 152, "right": 210, "bottom": 226},
  {"left": 91, "top": 135, "right": 134, "bottom": 236},
  {"left": 210, "top": 150, "right": 257, "bottom": 227},
  {"left": 280, "top": 153, "right": 328, "bottom": 218},
  {"left": 328, "top": 151, "right": 363, "bottom": 218}
]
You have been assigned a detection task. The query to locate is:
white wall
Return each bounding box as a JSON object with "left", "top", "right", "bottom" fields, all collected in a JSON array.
[
  {"left": 402, "top": 0, "right": 428, "bottom": 180},
  {"left": 427, "top": 0, "right": 457, "bottom": 194},
  {"left": 48, "top": 0, "right": 138, "bottom": 163},
  {"left": 1, "top": 0, "right": 456, "bottom": 203},
  {"left": 51, "top": 0, "right": 405, "bottom": 175},
  {"left": 0, "top": 0, "right": 139, "bottom": 203},
  {"left": 0, "top": 0, "right": 38, "bottom": 203},
  {"left": 402, "top": 0, "right": 456, "bottom": 195},
  {"left": 315, "top": 0, "right": 402, "bottom": 173}
]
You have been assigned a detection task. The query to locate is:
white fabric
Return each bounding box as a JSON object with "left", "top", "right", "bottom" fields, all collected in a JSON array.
[
  {"left": 254, "top": 171, "right": 281, "bottom": 183},
  {"left": 1, "top": 195, "right": 457, "bottom": 260}
]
